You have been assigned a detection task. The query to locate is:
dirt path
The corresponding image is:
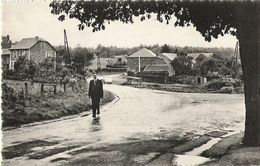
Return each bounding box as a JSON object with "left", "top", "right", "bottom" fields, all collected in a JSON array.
[{"left": 2, "top": 84, "right": 245, "bottom": 166}]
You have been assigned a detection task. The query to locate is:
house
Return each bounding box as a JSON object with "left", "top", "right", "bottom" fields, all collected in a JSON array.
[
  {"left": 140, "top": 53, "right": 177, "bottom": 83},
  {"left": 9, "top": 36, "right": 57, "bottom": 70},
  {"left": 1, "top": 48, "right": 11, "bottom": 70},
  {"left": 141, "top": 64, "right": 171, "bottom": 83},
  {"left": 1, "top": 35, "right": 13, "bottom": 70}
]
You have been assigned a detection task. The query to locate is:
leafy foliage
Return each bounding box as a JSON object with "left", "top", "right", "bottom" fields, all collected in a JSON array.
[
  {"left": 200, "top": 58, "right": 217, "bottom": 75},
  {"left": 1, "top": 83, "right": 28, "bottom": 126},
  {"left": 55, "top": 45, "right": 68, "bottom": 64},
  {"left": 71, "top": 47, "right": 94, "bottom": 73},
  {"left": 161, "top": 44, "right": 171, "bottom": 53},
  {"left": 206, "top": 78, "right": 238, "bottom": 90},
  {"left": 49, "top": 1, "right": 259, "bottom": 42},
  {"left": 14, "top": 58, "right": 37, "bottom": 79},
  {"left": 171, "top": 55, "right": 193, "bottom": 75},
  {"left": 38, "top": 57, "right": 55, "bottom": 72}
]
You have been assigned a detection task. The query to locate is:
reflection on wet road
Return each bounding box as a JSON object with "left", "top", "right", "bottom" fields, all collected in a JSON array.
[
  {"left": 2, "top": 83, "right": 245, "bottom": 165},
  {"left": 90, "top": 117, "right": 102, "bottom": 132}
]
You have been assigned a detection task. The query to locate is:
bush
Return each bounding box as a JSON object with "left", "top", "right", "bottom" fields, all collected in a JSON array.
[
  {"left": 234, "top": 86, "right": 244, "bottom": 94},
  {"left": 206, "top": 78, "right": 236, "bottom": 90},
  {"left": 219, "top": 86, "right": 234, "bottom": 94},
  {"left": 233, "top": 79, "right": 244, "bottom": 87}
]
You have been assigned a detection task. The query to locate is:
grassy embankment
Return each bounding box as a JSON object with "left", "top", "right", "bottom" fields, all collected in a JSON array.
[{"left": 2, "top": 80, "right": 115, "bottom": 127}]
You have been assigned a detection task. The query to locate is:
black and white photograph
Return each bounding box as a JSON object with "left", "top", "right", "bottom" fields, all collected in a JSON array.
[{"left": 1, "top": 1, "right": 260, "bottom": 165}]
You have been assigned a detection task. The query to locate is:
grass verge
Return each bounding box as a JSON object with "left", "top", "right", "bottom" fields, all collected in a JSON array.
[{"left": 2, "top": 88, "right": 115, "bottom": 128}]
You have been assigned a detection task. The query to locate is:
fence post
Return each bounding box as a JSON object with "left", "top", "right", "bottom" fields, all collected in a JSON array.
[
  {"left": 41, "top": 83, "right": 44, "bottom": 94},
  {"left": 54, "top": 85, "right": 57, "bottom": 95},
  {"left": 24, "top": 82, "right": 28, "bottom": 96},
  {"left": 63, "top": 82, "right": 66, "bottom": 93}
]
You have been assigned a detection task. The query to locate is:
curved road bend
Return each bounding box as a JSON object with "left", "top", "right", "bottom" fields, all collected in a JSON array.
[{"left": 2, "top": 83, "right": 245, "bottom": 165}]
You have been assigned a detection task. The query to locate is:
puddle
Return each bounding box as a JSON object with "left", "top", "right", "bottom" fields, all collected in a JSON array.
[
  {"left": 172, "top": 138, "right": 220, "bottom": 166},
  {"left": 185, "top": 137, "right": 221, "bottom": 156},
  {"left": 173, "top": 154, "right": 212, "bottom": 166},
  {"left": 173, "top": 129, "right": 241, "bottom": 165}
]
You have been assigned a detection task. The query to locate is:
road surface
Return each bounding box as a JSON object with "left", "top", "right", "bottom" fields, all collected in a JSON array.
[{"left": 2, "top": 83, "right": 245, "bottom": 165}]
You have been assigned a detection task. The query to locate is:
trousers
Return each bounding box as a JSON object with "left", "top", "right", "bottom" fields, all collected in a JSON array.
[{"left": 91, "top": 97, "right": 100, "bottom": 116}]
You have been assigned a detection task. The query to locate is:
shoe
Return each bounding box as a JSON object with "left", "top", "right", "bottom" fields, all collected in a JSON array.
[
  {"left": 92, "top": 115, "right": 96, "bottom": 118},
  {"left": 97, "top": 110, "right": 100, "bottom": 115}
]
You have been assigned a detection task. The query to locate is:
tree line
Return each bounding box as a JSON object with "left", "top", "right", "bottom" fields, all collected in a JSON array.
[{"left": 55, "top": 43, "right": 235, "bottom": 60}]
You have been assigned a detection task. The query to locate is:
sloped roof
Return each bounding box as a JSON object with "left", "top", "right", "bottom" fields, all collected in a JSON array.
[
  {"left": 161, "top": 53, "right": 177, "bottom": 61},
  {"left": 187, "top": 53, "right": 213, "bottom": 59},
  {"left": 143, "top": 64, "right": 169, "bottom": 72},
  {"left": 10, "top": 37, "right": 47, "bottom": 50},
  {"left": 128, "top": 48, "right": 157, "bottom": 58},
  {"left": 1, "top": 48, "right": 11, "bottom": 55}
]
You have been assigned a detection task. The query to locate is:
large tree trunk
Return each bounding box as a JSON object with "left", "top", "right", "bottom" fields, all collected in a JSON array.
[{"left": 237, "top": 3, "right": 260, "bottom": 146}]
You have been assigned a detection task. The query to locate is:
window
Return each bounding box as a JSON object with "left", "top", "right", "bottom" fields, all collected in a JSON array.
[
  {"left": 12, "top": 51, "right": 18, "bottom": 58},
  {"left": 19, "top": 50, "right": 24, "bottom": 56},
  {"left": 41, "top": 42, "right": 45, "bottom": 48},
  {"left": 46, "top": 51, "right": 52, "bottom": 58},
  {"left": 10, "top": 61, "right": 15, "bottom": 70}
]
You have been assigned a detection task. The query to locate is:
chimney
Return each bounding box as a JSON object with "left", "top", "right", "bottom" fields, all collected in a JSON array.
[{"left": 7, "top": 35, "right": 9, "bottom": 40}]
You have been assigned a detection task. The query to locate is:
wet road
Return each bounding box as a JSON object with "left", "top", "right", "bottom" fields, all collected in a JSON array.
[{"left": 2, "top": 82, "right": 245, "bottom": 165}]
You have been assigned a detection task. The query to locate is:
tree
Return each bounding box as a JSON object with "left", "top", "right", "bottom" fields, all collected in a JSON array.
[
  {"left": 1, "top": 35, "right": 12, "bottom": 49},
  {"left": 195, "top": 54, "right": 207, "bottom": 63},
  {"left": 200, "top": 58, "right": 217, "bottom": 75},
  {"left": 71, "top": 47, "right": 94, "bottom": 73},
  {"left": 171, "top": 55, "right": 193, "bottom": 75},
  {"left": 49, "top": 1, "right": 260, "bottom": 146},
  {"left": 55, "top": 45, "right": 67, "bottom": 64},
  {"left": 161, "top": 44, "right": 171, "bottom": 53}
]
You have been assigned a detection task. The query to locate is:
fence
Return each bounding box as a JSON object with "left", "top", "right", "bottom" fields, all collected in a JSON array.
[{"left": 2, "top": 79, "right": 88, "bottom": 97}]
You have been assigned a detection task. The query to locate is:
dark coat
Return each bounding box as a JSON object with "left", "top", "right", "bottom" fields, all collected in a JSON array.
[{"left": 88, "top": 79, "right": 103, "bottom": 99}]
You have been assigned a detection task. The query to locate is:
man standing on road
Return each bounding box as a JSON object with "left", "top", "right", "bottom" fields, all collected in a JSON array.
[{"left": 88, "top": 73, "right": 103, "bottom": 118}]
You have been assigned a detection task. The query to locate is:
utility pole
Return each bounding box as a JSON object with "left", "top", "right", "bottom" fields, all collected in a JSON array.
[
  {"left": 232, "top": 41, "right": 239, "bottom": 69},
  {"left": 94, "top": 53, "right": 102, "bottom": 75},
  {"left": 64, "top": 29, "right": 70, "bottom": 64},
  {"left": 97, "top": 55, "right": 101, "bottom": 70},
  {"left": 138, "top": 55, "right": 141, "bottom": 72}
]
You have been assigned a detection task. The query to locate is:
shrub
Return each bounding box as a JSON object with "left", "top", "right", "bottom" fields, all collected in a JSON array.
[
  {"left": 234, "top": 86, "right": 244, "bottom": 94},
  {"left": 206, "top": 78, "right": 235, "bottom": 90}
]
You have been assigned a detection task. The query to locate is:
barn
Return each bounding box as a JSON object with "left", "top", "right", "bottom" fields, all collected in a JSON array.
[
  {"left": 127, "top": 48, "right": 163, "bottom": 73},
  {"left": 127, "top": 48, "right": 176, "bottom": 83}
]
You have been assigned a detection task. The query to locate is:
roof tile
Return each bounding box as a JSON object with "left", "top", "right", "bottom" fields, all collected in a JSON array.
[
  {"left": 10, "top": 37, "right": 46, "bottom": 50},
  {"left": 128, "top": 48, "right": 157, "bottom": 58}
]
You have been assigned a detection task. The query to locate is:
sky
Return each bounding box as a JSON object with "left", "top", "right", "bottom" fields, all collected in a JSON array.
[{"left": 2, "top": 1, "right": 238, "bottom": 49}]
